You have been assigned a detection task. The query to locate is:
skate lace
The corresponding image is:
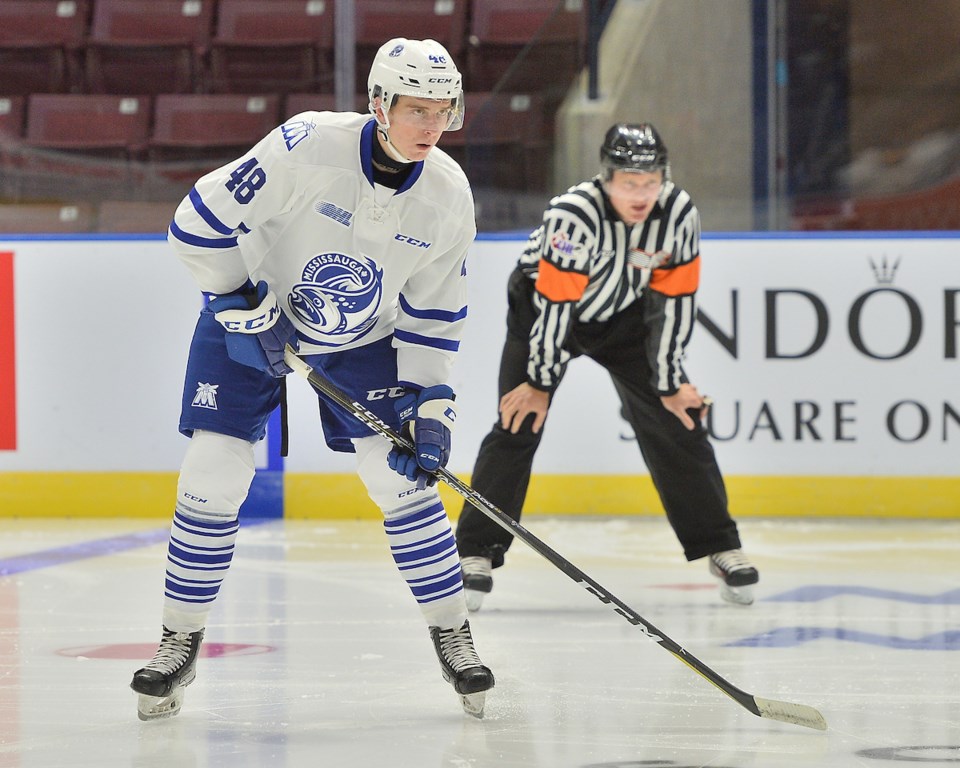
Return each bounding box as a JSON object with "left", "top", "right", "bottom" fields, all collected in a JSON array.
[
  {"left": 438, "top": 625, "right": 482, "bottom": 672},
  {"left": 460, "top": 556, "right": 492, "bottom": 578},
  {"left": 711, "top": 549, "right": 753, "bottom": 573},
  {"left": 144, "top": 630, "right": 193, "bottom": 675}
]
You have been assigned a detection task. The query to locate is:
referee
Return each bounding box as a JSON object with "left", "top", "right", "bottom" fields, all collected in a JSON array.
[{"left": 456, "top": 123, "right": 759, "bottom": 609}]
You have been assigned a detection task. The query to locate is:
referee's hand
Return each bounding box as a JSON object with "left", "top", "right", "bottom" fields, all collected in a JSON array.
[
  {"left": 500, "top": 382, "right": 549, "bottom": 434},
  {"left": 660, "top": 383, "right": 707, "bottom": 430}
]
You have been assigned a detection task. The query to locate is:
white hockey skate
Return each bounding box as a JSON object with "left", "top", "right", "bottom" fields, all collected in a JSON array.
[
  {"left": 460, "top": 556, "right": 493, "bottom": 612},
  {"left": 130, "top": 627, "right": 204, "bottom": 720},
  {"left": 430, "top": 620, "right": 495, "bottom": 718},
  {"left": 709, "top": 549, "right": 759, "bottom": 605}
]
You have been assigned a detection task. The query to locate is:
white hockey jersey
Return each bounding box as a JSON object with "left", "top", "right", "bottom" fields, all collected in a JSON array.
[{"left": 168, "top": 111, "right": 476, "bottom": 389}]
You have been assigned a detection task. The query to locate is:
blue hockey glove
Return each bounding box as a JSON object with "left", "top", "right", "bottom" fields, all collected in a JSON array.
[
  {"left": 387, "top": 385, "right": 457, "bottom": 489},
  {"left": 209, "top": 280, "right": 298, "bottom": 377}
]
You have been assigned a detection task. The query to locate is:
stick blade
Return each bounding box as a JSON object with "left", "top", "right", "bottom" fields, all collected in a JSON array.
[{"left": 754, "top": 696, "right": 827, "bottom": 730}]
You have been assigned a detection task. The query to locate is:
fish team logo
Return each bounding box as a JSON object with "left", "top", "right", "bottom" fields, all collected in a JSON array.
[
  {"left": 289, "top": 252, "right": 384, "bottom": 345},
  {"left": 192, "top": 383, "right": 219, "bottom": 410}
]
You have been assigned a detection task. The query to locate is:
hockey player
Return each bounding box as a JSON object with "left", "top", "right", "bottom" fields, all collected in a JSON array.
[
  {"left": 456, "top": 123, "right": 759, "bottom": 611},
  {"left": 130, "top": 38, "right": 494, "bottom": 721}
]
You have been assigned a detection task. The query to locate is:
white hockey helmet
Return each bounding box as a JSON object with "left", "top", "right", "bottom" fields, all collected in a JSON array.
[{"left": 367, "top": 38, "right": 464, "bottom": 132}]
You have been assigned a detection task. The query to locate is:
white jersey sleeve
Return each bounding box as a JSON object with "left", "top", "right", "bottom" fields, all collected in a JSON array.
[{"left": 168, "top": 122, "right": 304, "bottom": 295}]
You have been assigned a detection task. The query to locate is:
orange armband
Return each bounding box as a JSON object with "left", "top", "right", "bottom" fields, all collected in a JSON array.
[
  {"left": 649, "top": 256, "right": 700, "bottom": 297},
  {"left": 535, "top": 259, "right": 589, "bottom": 302}
]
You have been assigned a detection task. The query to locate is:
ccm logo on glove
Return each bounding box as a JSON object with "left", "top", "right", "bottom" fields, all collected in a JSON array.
[
  {"left": 216, "top": 301, "right": 283, "bottom": 332},
  {"left": 209, "top": 280, "right": 299, "bottom": 377},
  {"left": 387, "top": 385, "right": 457, "bottom": 489}
]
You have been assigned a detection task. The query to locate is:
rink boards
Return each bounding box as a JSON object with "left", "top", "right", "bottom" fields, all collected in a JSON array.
[{"left": 0, "top": 232, "right": 957, "bottom": 518}]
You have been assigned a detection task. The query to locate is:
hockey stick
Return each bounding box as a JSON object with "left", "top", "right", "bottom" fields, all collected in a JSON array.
[{"left": 283, "top": 347, "right": 827, "bottom": 731}]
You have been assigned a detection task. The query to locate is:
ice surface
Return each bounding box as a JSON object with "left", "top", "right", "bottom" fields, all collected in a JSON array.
[{"left": 0, "top": 516, "right": 957, "bottom": 767}]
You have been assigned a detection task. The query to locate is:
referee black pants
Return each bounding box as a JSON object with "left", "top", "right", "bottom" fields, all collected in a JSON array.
[{"left": 456, "top": 268, "right": 743, "bottom": 567}]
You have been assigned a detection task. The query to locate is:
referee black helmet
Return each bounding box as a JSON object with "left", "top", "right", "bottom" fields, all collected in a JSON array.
[{"left": 600, "top": 123, "right": 669, "bottom": 179}]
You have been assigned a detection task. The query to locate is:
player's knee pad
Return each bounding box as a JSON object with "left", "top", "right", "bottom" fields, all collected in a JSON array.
[
  {"left": 353, "top": 435, "right": 440, "bottom": 520},
  {"left": 176, "top": 429, "right": 255, "bottom": 522}
]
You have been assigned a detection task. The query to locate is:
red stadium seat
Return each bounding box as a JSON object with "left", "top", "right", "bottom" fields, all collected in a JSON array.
[
  {"left": 466, "top": 0, "right": 585, "bottom": 92},
  {"left": 148, "top": 93, "right": 281, "bottom": 185},
  {"left": 97, "top": 199, "right": 176, "bottom": 232},
  {"left": 441, "top": 91, "right": 546, "bottom": 191},
  {"left": 0, "top": 96, "right": 27, "bottom": 199},
  {"left": 283, "top": 93, "right": 369, "bottom": 119},
  {"left": 24, "top": 94, "right": 150, "bottom": 155},
  {"left": 353, "top": 0, "right": 469, "bottom": 93},
  {"left": 12, "top": 94, "right": 151, "bottom": 202},
  {"left": 150, "top": 94, "right": 281, "bottom": 150},
  {"left": 0, "top": 0, "right": 90, "bottom": 94},
  {"left": 0, "top": 96, "right": 26, "bottom": 143},
  {"left": 208, "top": 0, "right": 335, "bottom": 95},
  {"left": 84, "top": 0, "right": 215, "bottom": 94},
  {"left": 0, "top": 202, "right": 96, "bottom": 233}
]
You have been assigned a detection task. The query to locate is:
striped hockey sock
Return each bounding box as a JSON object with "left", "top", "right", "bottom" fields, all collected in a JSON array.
[
  {"left": 162, "top": 510, "right": 239, "bottom": 630},
  {"left": 384, "top": 500, "right": 465, "bottom": 628}
]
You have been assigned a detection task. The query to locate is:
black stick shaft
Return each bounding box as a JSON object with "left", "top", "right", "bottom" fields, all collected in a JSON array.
[{"left": 284, "top": 348, "right": 826, "bottom": 731}]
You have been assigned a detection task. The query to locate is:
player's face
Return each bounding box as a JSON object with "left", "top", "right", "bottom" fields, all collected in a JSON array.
[
  {"left": 605, "top": 170, "right": 664, "bottom": 225},
  {"left": 382, "top": 96, "right": 456, "bottom": 161}
]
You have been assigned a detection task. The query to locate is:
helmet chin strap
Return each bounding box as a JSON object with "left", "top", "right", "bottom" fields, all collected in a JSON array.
[{"left": 377, "top": 126, "right": 414, "bottom": 165}]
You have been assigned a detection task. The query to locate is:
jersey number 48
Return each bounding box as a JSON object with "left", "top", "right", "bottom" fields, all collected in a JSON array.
[{"left": 225, "top": 158, "right": 267, "bottom": 204}]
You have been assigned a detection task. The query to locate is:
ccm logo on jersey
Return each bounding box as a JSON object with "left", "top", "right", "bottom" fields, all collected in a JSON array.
[{"left": 395, "top": 233, "right": 432, "bottom": 249}]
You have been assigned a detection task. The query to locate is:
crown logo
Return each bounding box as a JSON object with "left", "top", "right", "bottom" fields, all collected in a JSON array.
[{"left": 868, "top": 256, "right": 900, "bottom": 285}]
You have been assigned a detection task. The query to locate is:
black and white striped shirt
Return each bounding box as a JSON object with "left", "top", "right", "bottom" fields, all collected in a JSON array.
[{"left": 518, "top": 176, "right": 701, "bottom": 393}]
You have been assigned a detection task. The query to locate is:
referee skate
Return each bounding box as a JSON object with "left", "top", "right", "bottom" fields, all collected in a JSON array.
[
  {"left": 709, "top": 549, "right": 760, "bottom": 605},
  {"left": 460, "top": 556, "right": 494, "bottom": 612}
]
